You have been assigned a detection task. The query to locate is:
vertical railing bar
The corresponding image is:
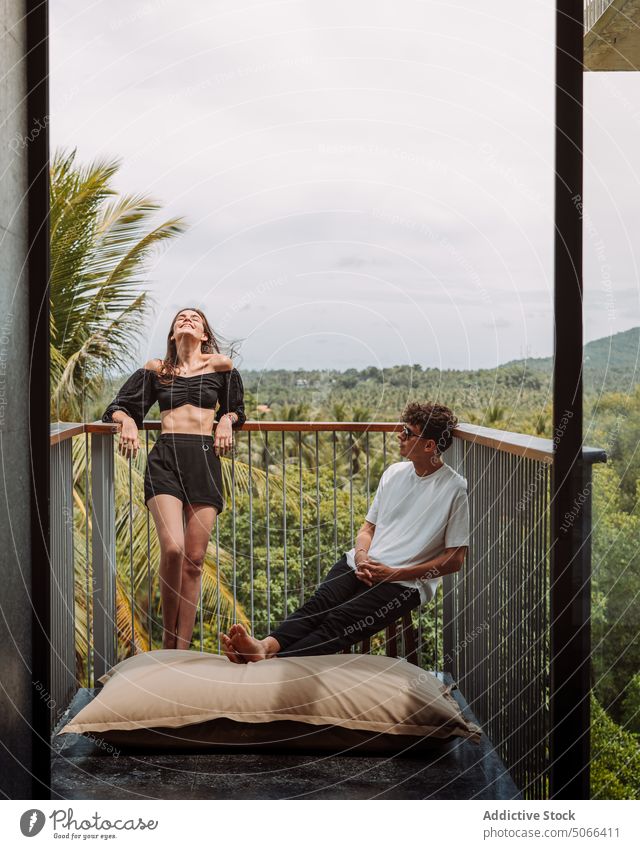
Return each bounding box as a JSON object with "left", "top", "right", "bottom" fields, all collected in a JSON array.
[
  {"left": 519, "top": 457, "right": 535, "bottom": 794},
  {"left": 523, "top": 455, "right": 529, "bottom": 791},
  {"left": 525, "top": 457, "right": 532, "bottom": 791},
  {"left": 538, "top": 457, "right": 546, "bottom": 798},
  {"left": 483, "top": 443, "right": 489, "bottom": 719},
  {"left": 531, "top": 454, "right": 542, "bottom": 799},
  {"left": 282, "top": 430, "right": 288, "bottom": 618},
  {"left": 481, "top": 444, "right": 488, "bottom": 725},
  {"left": 490, "top": 444, "right": 498, "bottom": 725},
  {"left": 520, "top": 456, "right": 526, "bottom": 791},
  {"left": 514, "top": 450, "right": 521, "bottom": 776},
  {"left": 232, "top": 445, "right": 237, "bottom": 626},
  {"left": 365, "top": 431, "right": 370, "bottom": 508},
  {"left": 128, "top": 455, "right": 134, "bottom": 657},
  {"left": 145, "top": 430, "right": 152, "bottom": 652},
  {"left": 505, "top": 448, "right": 511, "bottom": 771},
  {"left": 51, "top": 442, "right": 57, "bottom": 722},
  {"left": 476, "top": 442, "right": 482, "bottom": 714},
  {"left": 493, "top": 444, "right": 499, "bottom": 735},
  {"left": 332, "top": 430, "right": 338, "bottom": 561},
  {"left": 248, "top": 430, "right": 254, "bottom": 632},
  {"left": 498, "top": 448, "right": 505, "bottom": 764},
  {"left": 470, "top": 442, "right": 477, "bottom": 713},
  {"left": 526, "top": 456, "right": 533, "bottom": 792},
  {"left": 504, "top": 448, "right": 510, "bottom": 770},
  {"left": 490, "top": 445, "right": 497, "bottom": 748},
  {"left": 216, "top": 518, "right": 221, "bottom": 653},
  {"left": 382, "top": 431, "right": 387, "bottom": 470},
  {"left": 503, "top": 446, "right": 510, "bottom": 772},
  {"left": 299, "top": 432, "right": 305, "bottom": 604},
  {"left": 349, "top": 431, "right": 354, "bottom": 547},
  {"left": 505, "top": 447, "right": 511, "bottom": 769},
  {"left": 55, "top": 440, "right": 59, "bottom": 719},
  {"left": 91, "top": 432, "right": 116, "bottom": 682},
  {"left": 499, "top": 443, "right": 504, "bottom": 741},
  {"left": 535, "top": 456, "right": 542, "bottom": 798},
  {"left": 316, "top": 431, "right": 321, "bottom": 585},
  {"left": 198, "top": 452, "right": 204, "bottom": 646},
  {"left": 490, "top": 444, "right": 501, "bottom": 736},
  {"left": 474, "top": 444, "right": 481, "bottom": 713},
  {"left": 516, "top": 453, "right": 522, "bottom": 785},
  {"left": 198, "top": 556, "right": 203, "bottom": 652},
  {"left": 485, "top": 442, "right": 490, "bottom": 714},
  {"left": 527, "top": 457, "right": 535, "bottom": 795},
  {"left": 56, "top": 442, "right": 59, "bottom": 722},
  {"left": 84, "top": 432, "right": 92, "bottom": 687},
  {"left": 494, "top": 444, "right": 501, "bottom": 759},
  {"left": 474, "top": 443, "right": 480, "bottom": 704},
  {"left": 264, "top": 431, "right": 270, "bottom": 633},
  {"left": 464, "top": 442, "right": 471, "bottom": 704},
  {"left": 507, "top": 448, "right": 514, "bottom": 778},
  {"left": 544, "top": 458, "right": 550, "bottom": 795},
  {"left": 536, "top": 458, "right": 542, "bottom": 796},
  {"left": 510, "top": 453, "right": 517, "bottom": 775}
]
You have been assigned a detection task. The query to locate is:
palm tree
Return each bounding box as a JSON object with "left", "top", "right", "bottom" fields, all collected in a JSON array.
[{"left": 50, "top": 148, "right": 185, "bottom": 420}]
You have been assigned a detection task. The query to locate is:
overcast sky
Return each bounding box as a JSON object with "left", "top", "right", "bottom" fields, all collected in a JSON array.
[{"left": 50, "top": 0, "right": 640, "bottom": 371}]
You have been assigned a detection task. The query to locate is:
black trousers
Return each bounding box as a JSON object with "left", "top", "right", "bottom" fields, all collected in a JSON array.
[{"left": 269, "top": 555, "right": 420, "bottom": 657}]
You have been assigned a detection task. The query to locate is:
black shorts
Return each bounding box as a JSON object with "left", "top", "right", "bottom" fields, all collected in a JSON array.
[{"left": 144, "top": 433, "right": 224, "bottom": 511}]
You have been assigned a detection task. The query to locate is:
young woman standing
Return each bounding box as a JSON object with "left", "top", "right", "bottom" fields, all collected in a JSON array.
[{"left": 102, "top": 308, "right": 245, "bottom": 650}]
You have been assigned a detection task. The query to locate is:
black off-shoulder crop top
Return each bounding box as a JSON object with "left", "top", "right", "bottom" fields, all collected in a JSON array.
[{"left": 102, "top": 367, "right": 246, "bottom": 431}]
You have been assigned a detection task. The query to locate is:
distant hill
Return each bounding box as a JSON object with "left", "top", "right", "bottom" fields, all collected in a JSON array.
[
  {"left": 502, "top": 327, "right": 640, "bottom": 395},
  {"left": 242, "top": 328, "right": 640, "bottom": 413},
  {"left": 96, "top": 327, "right": 640, "bottom": 426}
]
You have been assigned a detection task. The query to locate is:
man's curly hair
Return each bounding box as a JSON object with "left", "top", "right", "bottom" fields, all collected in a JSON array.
[{"left": 402, "top": 402, "right": 458, "bottom": 453}]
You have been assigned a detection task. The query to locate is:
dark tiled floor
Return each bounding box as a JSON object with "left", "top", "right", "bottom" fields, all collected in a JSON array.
[{"left": 51, "top": 685, "right": 521, "bottom": 800}]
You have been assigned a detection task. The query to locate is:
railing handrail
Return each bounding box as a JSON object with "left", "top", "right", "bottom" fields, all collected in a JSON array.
[
  {"left": 49, "top": 422, "right": 85, "bottom": 446},
  {"left": 50, "top": 419, "right": 607, "bottom": 464}
]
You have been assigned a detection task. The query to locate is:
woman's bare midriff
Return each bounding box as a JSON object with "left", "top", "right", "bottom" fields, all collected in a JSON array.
[{"left": 160, "top": 405, "right": 218, "bottom": 435}]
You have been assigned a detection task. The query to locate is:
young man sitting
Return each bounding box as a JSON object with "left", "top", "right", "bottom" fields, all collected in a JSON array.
[{"left": 221, "top": 402, "right": 469, "bottom": 662}]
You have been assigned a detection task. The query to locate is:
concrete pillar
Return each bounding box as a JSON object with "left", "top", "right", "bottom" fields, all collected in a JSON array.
[{"left": 0, "top": 0, "right": 50, "bottom": 798}]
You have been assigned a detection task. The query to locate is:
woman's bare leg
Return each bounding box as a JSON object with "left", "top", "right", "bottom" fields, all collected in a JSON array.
[
  {"left": 175, "top": 503, "right": 217, "bottom": 650},
  {"left": 147, "top": 494, "right": 185, "bottom": 649}
]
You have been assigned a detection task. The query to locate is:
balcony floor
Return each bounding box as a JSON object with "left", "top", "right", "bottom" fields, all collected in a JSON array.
[{"left": 51, "top": 679, "right": 521, "bottom": 800}]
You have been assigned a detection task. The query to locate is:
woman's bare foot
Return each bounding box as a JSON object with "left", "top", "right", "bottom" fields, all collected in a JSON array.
[
  {"left": 229, "top": 624, "right": 269, "bottom": 662},
  {"left": 220, "top": 632, "right": 245, "bottom": 663}
]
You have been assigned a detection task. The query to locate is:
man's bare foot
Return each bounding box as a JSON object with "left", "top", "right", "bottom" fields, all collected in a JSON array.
[
  {"left": 220, "top": 632, "right": 245, "bottom": 663},
  {"left": 229, "top": 623, "right": 268, "bottom": 662}
]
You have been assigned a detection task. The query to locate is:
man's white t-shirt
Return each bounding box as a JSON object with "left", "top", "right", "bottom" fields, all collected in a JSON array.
[{"left": 346, "top": 460, "right": 469, "bottom": 603}]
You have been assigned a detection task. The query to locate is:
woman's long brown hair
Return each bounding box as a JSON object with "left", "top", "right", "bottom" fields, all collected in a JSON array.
[{"left": 158, "top": 308, "right": 221, "bottom": 383}]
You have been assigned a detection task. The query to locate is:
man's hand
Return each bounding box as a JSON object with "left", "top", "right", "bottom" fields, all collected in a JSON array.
[{"left": 355, "top": 560, "right": 397, "bottom": 586}]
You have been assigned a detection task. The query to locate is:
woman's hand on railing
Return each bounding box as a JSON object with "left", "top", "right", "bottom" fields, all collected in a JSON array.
[
  {"left": 113, "top": 414, "right": 140, "bottom": 459},
  {"left": 214, "top": 416, "right": 234, "bottom": 455}
]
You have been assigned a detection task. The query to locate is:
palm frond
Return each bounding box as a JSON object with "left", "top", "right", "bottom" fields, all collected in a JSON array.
[{"left": 50, "top": 148, "right": 186, "bottom": 414}]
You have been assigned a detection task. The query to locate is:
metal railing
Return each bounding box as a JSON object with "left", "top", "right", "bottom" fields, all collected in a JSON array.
[
  {"left": 584, "top": 0, "right": 616, "bottom": 31},
  {"left": 49, "top": 419, "right": 605, "bottom": 799}
]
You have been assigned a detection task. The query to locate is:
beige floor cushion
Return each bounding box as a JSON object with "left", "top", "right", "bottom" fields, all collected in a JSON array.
[{"left": 59, "top": 650, "right": 481, "bottom": 752}]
